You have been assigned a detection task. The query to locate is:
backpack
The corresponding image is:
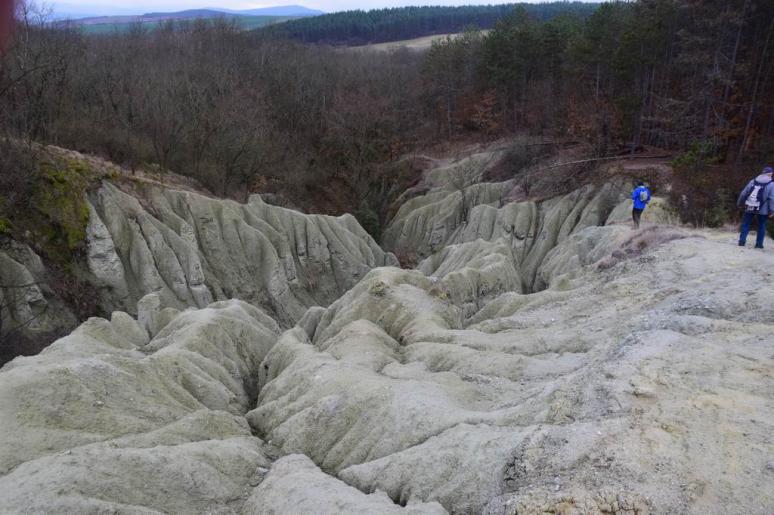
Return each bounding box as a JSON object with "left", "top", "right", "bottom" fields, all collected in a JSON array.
[
  {"left": 744, "top": 181, "right": 767, "bottom": 213},
  {"left": 638, "top": 188, "right": 649, "bottom": 203}
]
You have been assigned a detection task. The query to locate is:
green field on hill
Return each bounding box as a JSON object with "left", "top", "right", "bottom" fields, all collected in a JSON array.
[{"left": 78, "top": 15, "right": 297, "bottom": 34}]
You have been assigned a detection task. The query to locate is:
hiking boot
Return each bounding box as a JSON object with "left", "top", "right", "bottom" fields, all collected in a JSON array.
[
  {"left": 739, "top": 242, "right": 746, "bottom": 246},
  {"left": 755, "top": 245, "right": 764, "bottom": 249}
]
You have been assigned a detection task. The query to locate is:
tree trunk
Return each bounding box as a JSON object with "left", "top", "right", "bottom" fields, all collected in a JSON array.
[
  {"left": 645, "top": 66, "right": 656, "bottom": 146},
  {"left": 739, "top": 16, "right": 774, "bottom": 160},
  {"left": 446, "top": 93, "right": 453, "bottom": 140},
  {"left": 595, "top": 62, "right": 600, "bottom": 101},
  {"left": 720, "top": 0, "right": 748, "bottom": 136},
  {"left": 631, "top": 43, "right": 649, "bottom": 157}
]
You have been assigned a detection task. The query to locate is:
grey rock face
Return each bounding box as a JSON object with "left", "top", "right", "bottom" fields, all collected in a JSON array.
[
  {"left": 0, "top": 239, "right": 77, "bottom": 349},
  {"left": 383, "top": 172, "right": 626, "bottom": 292},
  {"left": 244, "top": 454, "right": 448, "bottom": 514},
  {"left": 418, "top": 237, "right": 522, "bottom": 317},
  {"left": 3, "top": 177, "right": 394, "bottom": 356},
  {"left": 249, "top": 234, "right": 774, "bottom": 514},
  {"left": 87, "top": 183, "right": 397, "bottom": 326},
  {"left": 0, "top": 300, "right": 280, "bottom": 513},
  {"left": 2, "top": 222, "right": 773, "bottom": 514},
  {"left": 1, "top": 154, "right": 772, "bottom": 514}
]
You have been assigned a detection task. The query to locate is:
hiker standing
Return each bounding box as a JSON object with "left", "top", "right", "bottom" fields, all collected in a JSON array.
[
  {"left": 631, "top": 181, "right": 651, "bottom": 229},
  {"left": 737, "top": 166, "right": 774, "bottom": 249}
]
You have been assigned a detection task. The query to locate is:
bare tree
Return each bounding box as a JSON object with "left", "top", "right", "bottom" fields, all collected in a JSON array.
[{"left": 0, "top": 1, "right": 81, "bottom": 142}]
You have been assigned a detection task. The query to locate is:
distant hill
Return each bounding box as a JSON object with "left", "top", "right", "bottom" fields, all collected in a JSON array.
[
  {"left": 75, "top": 9, "right": 228, "bottom": 25},
  {"left": 65, "top": 5, "right": 323, "bottom": 33},
  {"left": 50, "top": 3, "right": 144, "bottom": 20},
  {"left": 215, "top": 5, "right": 324, "bottom": 16},
  {"left": 264, "top": 3, "right": 599, "bottom": 46}
]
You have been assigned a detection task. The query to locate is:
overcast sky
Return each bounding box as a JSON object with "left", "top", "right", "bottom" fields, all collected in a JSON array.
[{"left": 50, "top": 0, "right": 569, "bottom": 17}]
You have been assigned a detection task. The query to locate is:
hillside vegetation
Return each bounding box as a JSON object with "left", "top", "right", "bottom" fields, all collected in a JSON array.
[
  {"left": 2, "top": 0, "right": 771, "bottom": 227},
  {"left": 65, "top": 6, "right": 324, "bottom": 34},
  {"left": 264, "top": 3, "right": 599, "bottom": 45},
  {"left": 74, "top": 15, "right": 301, "bottom": 34}
]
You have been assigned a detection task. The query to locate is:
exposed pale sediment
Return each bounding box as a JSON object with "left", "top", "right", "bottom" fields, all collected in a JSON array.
[{"left": 1, "top": 156, "right": 772, "bottom": 514}]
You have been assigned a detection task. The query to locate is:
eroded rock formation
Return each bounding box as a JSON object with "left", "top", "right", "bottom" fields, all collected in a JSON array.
[
  {"left": 86, "top": 182, "right": 397, "bottom": 325},
  {"left": 1, "top": 153, "right": 773, "bottom": 514},
  {"left": 382, "top": 155, "right": 631, "bottom": 294},
  {"left": 0, "top": 239, "right": 77, "bottom": 353},
  {"left": 0, "top": 179, "right": 397, "bottom": 355}
]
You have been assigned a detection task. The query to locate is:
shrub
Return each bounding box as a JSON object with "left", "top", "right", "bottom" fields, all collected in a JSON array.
[
  {"left": 0, "top": 143, "right": 98, "bottom": 265},
  {"left": 355, "top": 206, "right": 382, "bottom": 242},
  {"left": 668, "top": 143, "right": 751, "bottom": 229},
  {"left": 597, "top": 226, "right": 688, "bottom": 270},
  {"left": 670, "top": 141, "right": 719, "bottom": 171},
  {"left": 0, "top": 139, "right": 39, "bottom": 227},
  {"left": 36, "top": 160, "right": 92, "bottom": 249},
  {"left": 368, "top": 280, "right": 388, "bottom": 297},
  {"left": 393, "top": 247, "right": 419, "bottom": 269},
  {"left": 483, "top": 138, "right": 553, "bottom": 183}
]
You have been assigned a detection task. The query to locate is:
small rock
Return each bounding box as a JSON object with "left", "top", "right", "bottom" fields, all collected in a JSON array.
[
  {"left": 766, "top": 461, "right": 774, "bottom": 472},
  {"left": 248, "top": 466, "right": 270, "bottom": 487}
]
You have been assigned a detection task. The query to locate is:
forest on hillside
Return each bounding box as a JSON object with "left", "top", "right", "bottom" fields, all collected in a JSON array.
[
  {"left": 264, "top": 3, "right": 599, "bottom": 45},
  {"left": 1, "top": 0, "right": 773, "bottom": 248}
]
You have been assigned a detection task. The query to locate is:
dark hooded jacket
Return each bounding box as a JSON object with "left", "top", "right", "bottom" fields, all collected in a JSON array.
[{"left": 737, "top": 174, "right": 774, "bottom": 215}]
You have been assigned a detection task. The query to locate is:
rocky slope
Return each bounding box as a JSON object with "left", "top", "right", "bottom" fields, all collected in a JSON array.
[
  {"left": 0, "top": 177, "right": 396, "bottom": 355},
  {"left": 0, "top": 151, "right": 772, "bottom": 514},
  {"left": 0, "top": 238, "right": 77, "bottom": 349},
  {"left": 85, "top": 182, "right": 396, "bottom": 324}
]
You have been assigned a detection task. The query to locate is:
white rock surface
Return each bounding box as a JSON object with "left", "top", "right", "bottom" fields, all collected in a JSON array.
[
  {"left": 251, "top": 231, "right": 774, "bottom": 514},
  {"left": 1, "top": 164, "right": 773, "bottom": 514},
  {"left": 243, "top": 454, "right": 447, "bottom": 514},
  {"left": 86, "top": 182, "right": 397, "bottom": 325},
  {"left": 0, "top": 239, "right": 77, "bottom": 346},
  {"left": 0, "top": 300, "right": 280, "bottom": 513},
  {"left": 383, "top": 170, "right": 626, "bottom": 292}
]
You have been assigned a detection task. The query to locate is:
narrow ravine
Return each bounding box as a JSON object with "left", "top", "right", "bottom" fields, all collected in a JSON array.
[{"left": 1, "top": 152, "right": 773, "bottom": 514}]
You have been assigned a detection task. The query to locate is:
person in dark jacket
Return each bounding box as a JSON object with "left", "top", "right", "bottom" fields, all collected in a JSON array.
[
  {"left": 631, "top": 181, "right": 651, "bottom": 229},
  {"left": 737, "top": 166, "right": 774, "bottom": 249}
]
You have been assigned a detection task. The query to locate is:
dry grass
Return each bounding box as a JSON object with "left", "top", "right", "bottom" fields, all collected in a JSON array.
[
  {"left": 598, "top": 226, "right": 689, "bottom": 270},
  {"left": 393, "top": 247, "right": 419, "bottom": 269}
]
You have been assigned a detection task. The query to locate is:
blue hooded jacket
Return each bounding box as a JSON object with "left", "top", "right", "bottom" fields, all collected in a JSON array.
[
  {"left": 631, "top": 186, "right": 651, "bottom": 210},
  {"left": 737, "top": 173, "right": 774, "bottom": 215}
]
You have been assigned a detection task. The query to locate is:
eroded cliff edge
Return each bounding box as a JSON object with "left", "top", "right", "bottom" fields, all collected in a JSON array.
[
  {"left": 0, "top": 150, "right": 772, "bottom": 514},
  {"left": 0, "top": 174, "right": 397, "bottom": 354}
]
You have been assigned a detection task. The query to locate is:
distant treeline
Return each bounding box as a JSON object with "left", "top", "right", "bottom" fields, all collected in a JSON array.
[
  {"left": 1, "top": 0, "right": 773, "bottom": 243},
  {"left": 264, "top": 3, "right": 600, "bottom": 45},
  {"left": 76, "top": 15, "right": 297, "bottom": 35}
]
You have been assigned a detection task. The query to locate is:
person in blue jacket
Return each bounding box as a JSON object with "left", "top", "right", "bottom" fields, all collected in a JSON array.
[
  {"left": 631, "top": 181, "right": 651, "bottom": 229},
  {"left": 737, "top": 166, "right": 774, "bottom": 249}
]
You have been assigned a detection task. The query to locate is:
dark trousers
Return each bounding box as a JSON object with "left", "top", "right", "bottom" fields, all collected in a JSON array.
[
  {"left": 739, "top": 212, "right": 768, "bottom": 248},
  {"left": 632, "top": 208, "right": 644, "bottom": 228}
]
